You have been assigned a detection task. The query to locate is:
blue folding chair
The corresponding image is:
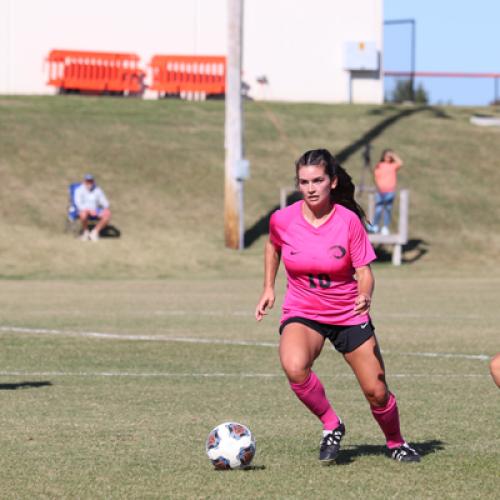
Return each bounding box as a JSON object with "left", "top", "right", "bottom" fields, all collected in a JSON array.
[{"left": 67, "top": 182, "right": 81, "bottom": 223}]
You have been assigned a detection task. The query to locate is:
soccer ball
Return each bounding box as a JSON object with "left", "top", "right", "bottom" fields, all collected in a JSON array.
[{"left": 206, "top": 422, "right": 256, "bottom": 470}]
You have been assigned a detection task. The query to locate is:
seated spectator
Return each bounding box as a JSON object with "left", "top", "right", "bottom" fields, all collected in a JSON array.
[{"left": 74, "top": 173, "right": 111, "bottom": 241}]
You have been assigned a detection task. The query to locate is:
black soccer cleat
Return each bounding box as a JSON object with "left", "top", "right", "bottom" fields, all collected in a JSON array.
[
  {"left": 390, "top": 442, "right": 421, "bottom": 462},
  {"left": 319, "top": 422, "right": 345, "bottom": 464}
]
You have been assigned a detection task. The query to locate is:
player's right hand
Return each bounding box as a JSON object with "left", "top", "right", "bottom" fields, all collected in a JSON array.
[{"left": 255, "top": 289, "right": 275, "bottom": 321}]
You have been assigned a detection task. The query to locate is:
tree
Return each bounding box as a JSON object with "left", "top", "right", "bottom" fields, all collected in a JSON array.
[{"left": 388, "top": 79, "right": 428, "bottom": 104}]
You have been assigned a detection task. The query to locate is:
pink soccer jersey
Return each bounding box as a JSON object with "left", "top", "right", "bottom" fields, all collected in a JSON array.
[{"left": 269, "top": 201, "right": 376, "bottom": 325}]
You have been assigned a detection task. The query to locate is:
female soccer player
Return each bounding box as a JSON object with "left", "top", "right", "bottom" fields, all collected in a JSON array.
[{"left": 255, "top": 149, "right": 420, "bottom": 464}]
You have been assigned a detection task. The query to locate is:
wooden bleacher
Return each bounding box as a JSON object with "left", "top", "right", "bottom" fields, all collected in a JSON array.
[{"left": 365, "top": 189, "right": 409, "bottom": 266}]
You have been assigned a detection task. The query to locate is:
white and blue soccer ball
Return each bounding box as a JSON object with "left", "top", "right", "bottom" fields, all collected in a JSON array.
[{"left": 206, "top": 422, "right": 256, "bottom": 470}]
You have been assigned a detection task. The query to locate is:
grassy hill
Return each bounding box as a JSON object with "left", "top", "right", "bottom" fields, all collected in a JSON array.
[{"left": 1, "top": 95, "right": 499, "bottom": 279}]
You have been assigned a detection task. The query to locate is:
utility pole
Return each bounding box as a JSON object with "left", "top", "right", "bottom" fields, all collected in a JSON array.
[
  {"left": 225, "top": 0, "right": 248, "bottom": 249},
  {"left": 358, "top": 142, "right": 372, "bottom": 195}
]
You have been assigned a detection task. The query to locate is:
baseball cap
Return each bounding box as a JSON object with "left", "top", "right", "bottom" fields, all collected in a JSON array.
[{"left": 84, "top": 173, "right": 94, "bottom": 181}]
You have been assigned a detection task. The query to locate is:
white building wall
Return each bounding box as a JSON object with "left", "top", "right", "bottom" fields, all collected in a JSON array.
[
  {"left": 244, "top": 0, "right": 383, "bottom": 103},
  {"left": 0, "top": 0, "right": 382, "bottom": 103}
]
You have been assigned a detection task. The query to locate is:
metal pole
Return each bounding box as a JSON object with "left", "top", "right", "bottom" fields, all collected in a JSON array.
[
  {"left": 410, "top": 20, "right": 415, "bottom": 101},
  {"left": 224, "top": 0, "right": 244, "bottom": 249},
  {"left": 495, "top": 77, "right": 498, "bottom": 104},
  {"left": 349, "top": 72, "right": 353, "bottom": 104},
  {"left": 384, "top": 19, "right": 416, "bottom": 102},
  {"left": 359, "top": 142, "right": 371, "bottom": 194}
]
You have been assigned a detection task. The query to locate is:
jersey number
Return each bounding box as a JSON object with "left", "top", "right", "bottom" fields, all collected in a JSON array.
[{"left": 308, "top": 273, "right": 331, "bottom": 289}]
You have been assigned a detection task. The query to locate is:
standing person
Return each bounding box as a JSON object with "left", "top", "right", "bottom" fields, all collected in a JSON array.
[
  {"left": 372, "top": 149, "right": 403, "bottom": 235},
  {"left": 255, "top": 149, "right": 420, "bottom": 464},
  {"left": 74, "top": 173, "right": 112, "bottom": 241}
]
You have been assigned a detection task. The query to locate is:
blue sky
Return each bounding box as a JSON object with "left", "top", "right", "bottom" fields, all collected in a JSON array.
[{"left": 384, "top": 1, "right": 500, "bottom": 105}]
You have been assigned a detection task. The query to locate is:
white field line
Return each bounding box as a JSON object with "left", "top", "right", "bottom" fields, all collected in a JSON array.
[
  {"left": 0, "top": 370, "right": 489, "bottom": 379},
  {"left": 0, "top": 326, "right": 277, "bottom": 347},
  {"left": 381, "top": 350, "right": 490, "bottom": 361},
  {"left": 18, "top": 310, "right": 495, "bottom": 321},
  {"left": 21, "top": 310, "right": 254, "bottom": 317},
  {"left": 155, "top": 311, "right": 500, "bottom": 322},
  {"left": 154, "top": 310, "right": 253, "bottom": 316},
  {"left": 0, "top": 370, "right": 281, "bottom": 378},
  {"left": 152, "top": 310, "right": 487, "bottom": 320},
  {"left": 0, "top": 325, "right": 491, "bottom": 361}
]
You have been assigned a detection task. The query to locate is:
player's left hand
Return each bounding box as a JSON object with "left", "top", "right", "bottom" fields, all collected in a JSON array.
[{"left": 354, "top": 293, "right": 371, "bottom": 314}]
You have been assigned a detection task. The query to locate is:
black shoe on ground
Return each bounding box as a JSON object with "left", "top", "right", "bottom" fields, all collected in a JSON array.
[
  {"left": 319, "top": 422, "right": 345, "bottom": 464},
  {"left": 390, "top": 442, "right": 421, "bottom": 462}
]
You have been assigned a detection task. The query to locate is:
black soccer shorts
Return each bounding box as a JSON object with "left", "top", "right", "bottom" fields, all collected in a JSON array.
[{"left": 279, "top": 316, "right": 375, "bottom": 354}]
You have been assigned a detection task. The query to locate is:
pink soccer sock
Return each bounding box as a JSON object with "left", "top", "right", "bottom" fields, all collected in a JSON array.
[
  {"left": 370, "top": 392, "right": 405, "bottom": 449},
  {"left": 289, "top": 371, "right": 340, "bottom": 430}
]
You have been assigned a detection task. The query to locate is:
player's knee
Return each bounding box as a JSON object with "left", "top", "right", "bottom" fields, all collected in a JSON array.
[
  {"left": 281, "top": 358, "right": 309, "bottom": 384},
  {"left": 364, "top": 384, "right": 389, "bottom": 407}
]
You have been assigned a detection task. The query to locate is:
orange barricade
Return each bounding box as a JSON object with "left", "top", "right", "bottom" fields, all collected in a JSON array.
[
  {"left": 46, "top": 49, "right": 145, "bottom": 95},
  {"left": 149, "top": 55, "right": 226, "bottom": 97}
]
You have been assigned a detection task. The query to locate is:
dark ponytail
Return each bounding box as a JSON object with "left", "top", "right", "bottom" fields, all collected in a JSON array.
[{"left": 295, "top": 148, "right": 367, "bottom": 224}]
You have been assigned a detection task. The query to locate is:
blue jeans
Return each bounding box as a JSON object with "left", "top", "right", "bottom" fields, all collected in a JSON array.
[{"left": 374, "top": 192, "right": 395, "bottom": 228}]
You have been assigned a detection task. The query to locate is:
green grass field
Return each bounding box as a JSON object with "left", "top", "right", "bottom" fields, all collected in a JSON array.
[
  {"left": 0, "top": 96, "right": 499, "bottom": 497},
  {"left": 0, "top": 276, "right": 498, "bottom": 498}
]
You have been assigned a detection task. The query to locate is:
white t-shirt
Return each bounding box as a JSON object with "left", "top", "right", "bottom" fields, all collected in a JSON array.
[{"left": 74, "top": 184, "right": 110, "bottom": 211}]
